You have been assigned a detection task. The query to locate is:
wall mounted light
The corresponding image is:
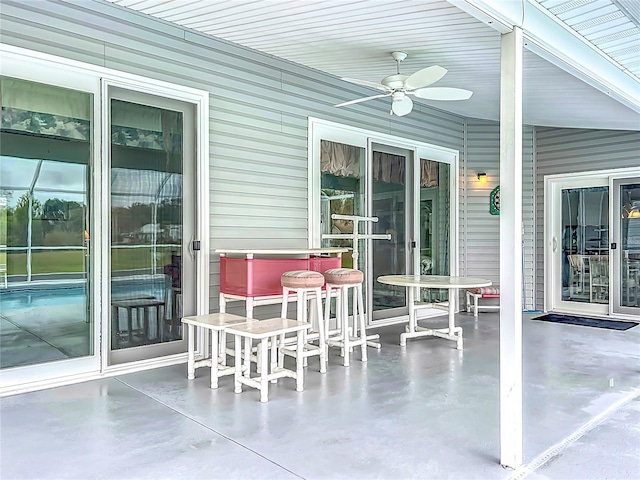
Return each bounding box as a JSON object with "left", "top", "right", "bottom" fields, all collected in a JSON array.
[{"left": 477, "top": 172, "right": 487, "bottom": 185}]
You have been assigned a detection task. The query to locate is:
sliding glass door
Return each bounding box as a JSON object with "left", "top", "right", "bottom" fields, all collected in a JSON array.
[
  {"left": 546, "top": 172, "right": 640, "bottom": 321},
  {"left": 0, "top": 74, "right": 101, "bottom": 383},
  {"left": 107, "top": 88, "right": 197, "bottom": 365},
  {"left": 311, "top": 119, "right": 458, "bottom": 327}
]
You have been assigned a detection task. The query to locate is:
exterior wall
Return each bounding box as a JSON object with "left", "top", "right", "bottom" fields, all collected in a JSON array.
[
  {"left": 463, "top": 120, "right": 535, "bottom": 310},
  {"left": 534, "top": 127, "right": 640, "bottom": 311},
  {"left": 0, "top": 0, "right": 465, "bottom": 315}
]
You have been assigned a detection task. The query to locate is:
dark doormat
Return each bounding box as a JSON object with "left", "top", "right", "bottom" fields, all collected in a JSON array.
[{"left": 532, "top": 313, "right": 637, "bottom": 331}]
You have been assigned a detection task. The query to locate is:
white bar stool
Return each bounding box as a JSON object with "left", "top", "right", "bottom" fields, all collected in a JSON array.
[
  {"left": 279, "top": 270, "right": 327, "bottom": 374},
  {"left": 323, "top": 268, "right": 367, "bottom": 367}
]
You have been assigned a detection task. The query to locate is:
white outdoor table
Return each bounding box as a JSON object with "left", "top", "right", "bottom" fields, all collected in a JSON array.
[
  {"left": 181, "top": 312, "right": 249, "bottom": 388},
  {"left": 376, "top": 275, "right": 492, "bottom": 349},
  {"left": 215, "top": 248, "right": 347, "bottom": 319}
]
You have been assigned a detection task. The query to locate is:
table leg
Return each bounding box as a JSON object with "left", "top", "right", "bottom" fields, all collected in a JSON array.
[
  {"left": 449, "top": 288, "right": 463, "bottom": 350},
  {"left": 260, "top": 337, "right": 269, "bottom": 402},
  {"left": 234, "top": 335, "right": 242, "bottom": 394},
  {"left": 211, "top": 329, "right": 219, "bottom": 389},
  {"left": 219, "top": 330, "right": 227, "bottom": 365},
  {"left": 187, "top": 324, "right": 195, "bottom": 380},
  {"left": 243, "top": 337, "right": 251, "bottom": 378},
  {"left": 127, "top": 307, "right": 134, "bottom": 345},
  {"left": 400, "top": 286, "right": 416, "bottom": 347}
]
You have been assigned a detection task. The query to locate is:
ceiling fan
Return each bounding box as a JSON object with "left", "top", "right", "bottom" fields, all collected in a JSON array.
[{"left": 335, "top": 52, "right": 473, "bottom": 117}]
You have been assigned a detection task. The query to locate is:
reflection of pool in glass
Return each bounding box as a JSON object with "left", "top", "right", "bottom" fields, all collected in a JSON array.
[{"left": 0, "top": 277, "right": 169, "bottom": 369}]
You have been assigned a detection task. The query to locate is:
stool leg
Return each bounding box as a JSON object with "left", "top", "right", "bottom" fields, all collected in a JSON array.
[
  {"left": 315, "top": 286, "right": 327, "bottom": 373},
  {"left": 357, "top": 283, "right": 367, "bottom": 362},
  {"left": 260, "top": 337, "right": 269, "bottom": 402},
  {"left": 211, "top": 329, "right": 219, "bottom": 389},
  {"left": 298, "top": 290, "right": 308, "bottom": 368},
  {"left": 234, "top": 335, "right": 242, "bottom": 394},
  {"left": 474, "top": 294, "right": 479, "bottom": 317},
  {"left": 323, "top": 285, "right": 333, "bottom": 360},
  {"left": 466, "top": 291, "right": 471, "bottom": 313},
  {"left": 281, "top": 287, "right": 289, "bottom": 318},
  {"left": 187, "top": 324, "right": 195, "bottom": 380},
  {"left": 341, "top": 286, "right": 350, "bottom": 367}
]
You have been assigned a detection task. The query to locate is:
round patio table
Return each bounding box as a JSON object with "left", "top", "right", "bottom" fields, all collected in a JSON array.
[{"left": 377, "top": 275, "right": 492, "bottom": 349}]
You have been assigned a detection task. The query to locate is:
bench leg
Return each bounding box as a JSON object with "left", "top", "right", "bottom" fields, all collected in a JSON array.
[{"left": 260, "top": 338, "right": 269, "bottom": 402}]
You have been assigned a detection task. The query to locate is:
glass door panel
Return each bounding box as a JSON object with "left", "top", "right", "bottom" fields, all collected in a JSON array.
[
  {"left": 370, "top": 144, "right": 411, "bottom": 320},
  {"left": 560, "top": 186, "right": 610, "bottom": 306},
  {"left": 613, "top": 178, "right": 640, "bottom": 317},
  {"left": 108, "top": 89, "right": 195, "bottom": 364},
  {"left": 418, "top": 158, "right": 450, "bottom": 303},
  {"left": 0, "top": 77, "right": 94, "bottom": 369},
  {"left": 548, "top": 175, "right": 609, "bottom": 316}
]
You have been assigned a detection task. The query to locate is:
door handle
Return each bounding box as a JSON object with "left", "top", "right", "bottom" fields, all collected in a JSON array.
[{"left": 552, "top": 237, "right": 558, "bottom": 253}]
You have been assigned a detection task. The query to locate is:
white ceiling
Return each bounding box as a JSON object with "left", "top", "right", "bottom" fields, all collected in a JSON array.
[{"left": 105, "top": 0, "right": 640, "bottom": 130}]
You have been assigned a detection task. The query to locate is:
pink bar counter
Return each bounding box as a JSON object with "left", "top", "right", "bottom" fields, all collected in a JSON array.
[{"left": 215, "top": 248, "right": 347, "bottom": 318}]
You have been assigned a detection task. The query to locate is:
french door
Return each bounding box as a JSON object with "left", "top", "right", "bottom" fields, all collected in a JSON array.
[
  {"left": 311, "top": 119, "right": 457, "bottom": 327},
  {"left": 546, "top": 171, "right": 640, "bottom": 320}
]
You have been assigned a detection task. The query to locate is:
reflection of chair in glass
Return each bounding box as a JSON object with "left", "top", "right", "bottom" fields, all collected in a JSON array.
[
  {"left": 623, "top": 250, "right": 639, "bottom": 307},
  {"left": 0, "top": 248, "right": 7, "bottom": 288},
  {"left": 163, "top": 253, "right": 182, "bottom": 338},
  {"left": 589, "top": 255, "right": 609, "bottom": 304},
  {"left": 567, "top": 254, "right": 589, "bottom": 300}
]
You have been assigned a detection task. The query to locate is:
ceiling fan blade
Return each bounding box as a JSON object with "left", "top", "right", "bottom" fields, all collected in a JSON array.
[
  {"left": 413, "top": 87, "right": 473, "bottom": 101},
  {"left": 404, "top": 65, "right": 447, "bottom": 90},
  {"left": 391, "top": 96, "right": 413, "bottom": 117},
  {"left": 334, "top": 93, "right": 390, "bottom": 108},
  {"left": 341, "top": 77, "right": 389, "bottom": 91}
]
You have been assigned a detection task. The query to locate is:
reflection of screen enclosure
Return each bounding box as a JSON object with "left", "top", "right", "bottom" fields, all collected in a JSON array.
[{"left": 0, "top": 76, "right": 93, "bottom": 368}]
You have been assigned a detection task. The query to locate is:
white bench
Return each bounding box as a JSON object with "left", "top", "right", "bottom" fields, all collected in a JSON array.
[
  {"left": 181, "top": 312, "right": 249, "bottom": 388},
  {"left": 227, "top": 317, "right": 310, "bottom": 403},
  {"left": 466, "top": 286, "right": 500, "bottom": 317}
]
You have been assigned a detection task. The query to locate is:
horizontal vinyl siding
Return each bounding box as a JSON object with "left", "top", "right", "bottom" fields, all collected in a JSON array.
[
  {"left": 0, "top": 0, "right": 464, "bottom": 314},
  {"left": 464, "top": 120, "right": 535, "bottom": 310},
  {"left": 534, "top": 127, "right": 640, "bottom": 311}
]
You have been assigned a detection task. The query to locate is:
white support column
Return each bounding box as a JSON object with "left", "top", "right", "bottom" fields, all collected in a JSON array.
[{"left": 499, "top": 27, "right": 524, "bottom": 469}]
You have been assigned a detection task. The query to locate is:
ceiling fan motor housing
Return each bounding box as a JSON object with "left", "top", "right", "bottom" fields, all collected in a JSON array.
[{"left": 382, "top": 74, "right": 408, "bottom": 90}]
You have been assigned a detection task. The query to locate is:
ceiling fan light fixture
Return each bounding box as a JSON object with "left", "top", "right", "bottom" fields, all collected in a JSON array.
[{"left": 391, "top": 96, "right": 413, "bottom": 116}]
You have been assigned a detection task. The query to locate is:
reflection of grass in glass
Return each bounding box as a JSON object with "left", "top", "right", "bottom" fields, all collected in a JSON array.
[{"left": 7, "top": 248, "right": 174, "bottom": 274}]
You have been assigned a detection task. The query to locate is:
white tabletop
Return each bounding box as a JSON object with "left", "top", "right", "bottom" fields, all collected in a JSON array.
[
  {"left": 377, "top": 275, "right": 492, "bottom": 289},
  {"left": 226, "top": 317, "right": 310, "bottom": 338},
  {"left": 215, "top": 248, "right": 347, "bottom": 256},
  {"left": 181, "top": 312, "right": 249, "bottom": 329}
]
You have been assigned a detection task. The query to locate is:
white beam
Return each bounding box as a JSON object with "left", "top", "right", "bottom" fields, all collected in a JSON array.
[{"left": 499, "top": 27, "right": 524, "bottom": 469}]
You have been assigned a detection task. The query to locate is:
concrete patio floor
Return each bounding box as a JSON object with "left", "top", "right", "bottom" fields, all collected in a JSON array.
[{"left": 1, "top": 312, "right": 639, "bottom": 479}]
